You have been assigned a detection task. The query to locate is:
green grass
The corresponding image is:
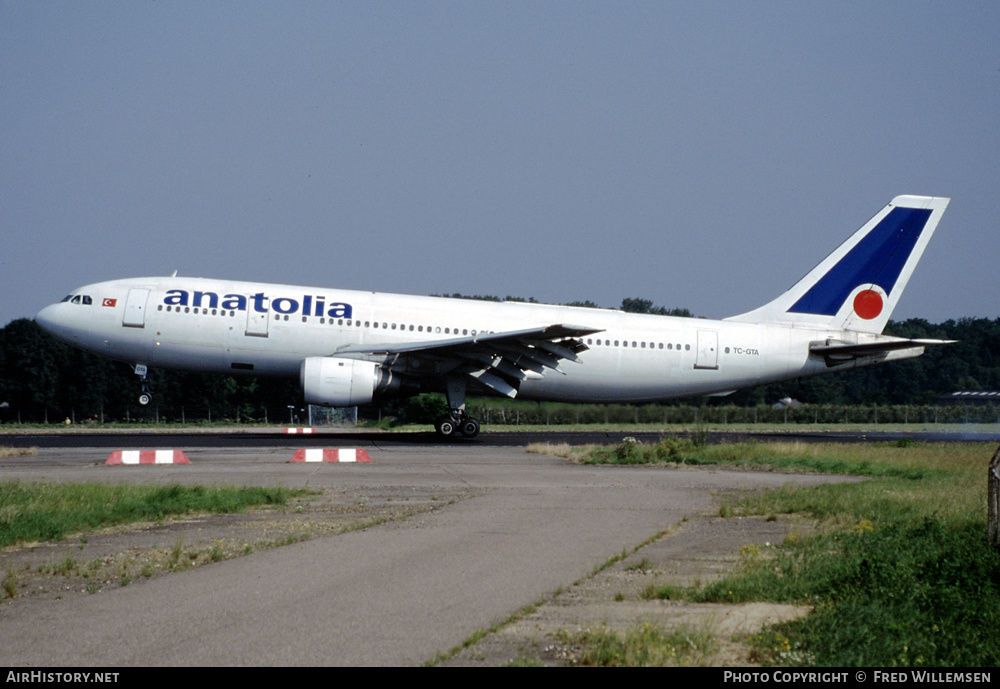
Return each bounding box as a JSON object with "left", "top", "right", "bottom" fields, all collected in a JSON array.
[
  {"left": 0, "top": 482, "right": 306, "bottom": 548},
  {"left": 584, "top": 437, "right": 949, "bottom": 480},
  {"left": 581, "top": 439, "right": 1000, "bottom": 667},
  {"left": 727, "top": 519, "right": 999, "bottom": 666}
]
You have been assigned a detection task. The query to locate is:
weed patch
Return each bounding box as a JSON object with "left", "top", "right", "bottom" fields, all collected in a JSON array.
[
  {"left": 559, "top": 621, "right": 718, "bottom": 666},
  {"left": 581, "top": 439, "right": 946, "bottom": 480}
]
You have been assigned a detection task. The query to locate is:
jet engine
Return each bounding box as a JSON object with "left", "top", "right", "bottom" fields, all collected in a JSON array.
[{"left": 300, "top": 356, "right": 383, "bottom": 407}]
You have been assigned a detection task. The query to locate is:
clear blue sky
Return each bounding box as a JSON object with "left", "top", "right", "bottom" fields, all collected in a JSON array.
[{"left": 3, "top": 1, "right": 997, "bottom": 326}]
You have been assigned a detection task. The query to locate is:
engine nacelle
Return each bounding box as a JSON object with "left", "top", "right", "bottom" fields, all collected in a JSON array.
[{"left": 300, "top": 356, "right": 381, "bottom": 407}]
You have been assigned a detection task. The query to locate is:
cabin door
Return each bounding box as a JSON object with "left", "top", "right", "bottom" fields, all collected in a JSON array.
[
  {"left": 245, "top": 296, "right": 270, "bottom": 337},
  {"left": 694, "top": 330, "right": 719, "bottom": 370},
  {"left": 122, "top": 289, "right": 149, "bottom": 328}
]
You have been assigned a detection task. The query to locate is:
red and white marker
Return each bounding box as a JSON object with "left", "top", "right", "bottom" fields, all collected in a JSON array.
[
  {"left": 283, "top": 428, "right": 315, "bottom": 434},
  {"left": 106, "top": 450, "right": 190, "bottom": 465},
  {"left": 290, "top": 448, "right": 372, "bottom": 463}
]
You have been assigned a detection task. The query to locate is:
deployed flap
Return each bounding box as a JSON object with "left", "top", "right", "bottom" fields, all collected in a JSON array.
[
  {"left": 334, "top": 323, "right": 602, "bottom": 397},
  {"left": 337, "top": 324, "right": 600, "bottom": 357}
]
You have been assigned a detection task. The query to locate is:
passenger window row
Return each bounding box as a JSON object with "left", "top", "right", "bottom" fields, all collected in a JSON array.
[
  {"left": 158, "top": 305, "right": 236, "bottom": 317},
  {"left": 156, "top": 303, "right": 690, "bottom": 352},
  {"left": 157, "top": 304, "right": 484, "bottom": 337},
  {"left": 283, "top": 315, "right": 480, "bottom": 337},
  {"left": 587, "top": 338, "right": 690, "bottom": 351}
]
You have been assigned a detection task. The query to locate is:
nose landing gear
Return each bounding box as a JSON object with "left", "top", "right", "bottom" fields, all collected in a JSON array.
[{"left": 134, "top": 364, "right": 154, "bottom": 406}]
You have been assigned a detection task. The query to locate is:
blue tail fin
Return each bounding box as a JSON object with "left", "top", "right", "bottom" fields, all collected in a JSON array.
[{"left": 727, "top": 195, "right": 949, "bottom": 334}]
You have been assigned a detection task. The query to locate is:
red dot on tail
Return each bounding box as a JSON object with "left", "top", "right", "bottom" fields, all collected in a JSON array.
[{"left": 853, "top": 290, "right": 883, "bottom": 319}]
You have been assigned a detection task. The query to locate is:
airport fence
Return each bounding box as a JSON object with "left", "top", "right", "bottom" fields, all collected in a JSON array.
[
  {"left": 2, "top": 401, "right": 999, "bottom": 427},
  {"left": 463, "top": 402, "right": 1000, "bottom": 427}
]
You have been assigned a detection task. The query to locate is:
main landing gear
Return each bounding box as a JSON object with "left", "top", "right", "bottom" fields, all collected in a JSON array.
[
  {"left": 134, "top": 364, "right": 154, "bottom": 406},
  {"left": 434, "top": 376, "right": 481, "bottom": 438},
  {"left": 434, "top": 411, "right": 480, "bottom": 438}
]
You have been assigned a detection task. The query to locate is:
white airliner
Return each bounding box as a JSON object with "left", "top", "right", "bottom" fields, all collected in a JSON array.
[{"left": 37, "top": 195, "right": 951, "bottom": 437}]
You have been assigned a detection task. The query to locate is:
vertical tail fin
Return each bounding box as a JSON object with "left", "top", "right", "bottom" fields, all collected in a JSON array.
[{"left": 726, "top": 195, "right": 949, "bottom": 334}]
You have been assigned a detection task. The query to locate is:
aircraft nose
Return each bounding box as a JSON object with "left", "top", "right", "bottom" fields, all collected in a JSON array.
[
  {"left": 36, "top": 303, "right": 69, "bottom": 339},
  {"left": 36, "top": 303, "right": 58, "bottom": 332}
]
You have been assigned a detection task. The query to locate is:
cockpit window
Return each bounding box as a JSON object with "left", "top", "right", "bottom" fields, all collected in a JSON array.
[
  {"left": 61, "top": 295, "right": 73, "bottom": 303},
  {"left": 82, "top": 296, "right": 92, "bottom": 305},
  {"left": 71, "top": 295, "right": 81, "bottom": 304}
]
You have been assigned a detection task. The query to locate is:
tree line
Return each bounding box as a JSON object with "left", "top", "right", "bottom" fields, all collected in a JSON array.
[{"left": 0, "top": 304, "right": 997, "bottom": 424}]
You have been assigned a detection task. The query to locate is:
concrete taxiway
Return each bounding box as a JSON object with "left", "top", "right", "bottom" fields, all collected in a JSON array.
[{"left": 0, "top": 441, "right": 854, "bottom": 666}]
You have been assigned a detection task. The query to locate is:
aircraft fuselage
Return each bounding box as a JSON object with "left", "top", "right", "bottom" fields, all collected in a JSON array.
[{"left": 36, "top": 276, "right": 913, "bottom": 404}]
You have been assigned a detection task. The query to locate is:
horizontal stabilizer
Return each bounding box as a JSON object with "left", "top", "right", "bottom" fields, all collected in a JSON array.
[{"left": 810, "top": 337, "right": 954, "bottom": 366}]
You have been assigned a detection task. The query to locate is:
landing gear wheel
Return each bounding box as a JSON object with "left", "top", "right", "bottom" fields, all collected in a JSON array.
[
  {"left": 138, "top": 393, "right": 152, "bottom": 406},
  {"left": 434, "top": 414, "right": 481, "bottom": 438},
  {"left": 435, "top": 416, "right": 457, "bottom": 437},
  {"left": 459, "top": 418, "right": 480, "bottom": 438}
]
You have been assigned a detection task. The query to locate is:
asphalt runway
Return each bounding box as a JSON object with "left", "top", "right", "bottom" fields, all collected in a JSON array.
[{"left": 0, "top": 432, "right": 944, "bottom": 666}]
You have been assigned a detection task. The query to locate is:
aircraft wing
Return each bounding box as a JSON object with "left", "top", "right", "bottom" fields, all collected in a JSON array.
[
  {"left": 334, "top": 324, "right": 602, "bottom": 397},
  {"left": 809, "top": 337, "right": 955, "bottom": 366}
]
